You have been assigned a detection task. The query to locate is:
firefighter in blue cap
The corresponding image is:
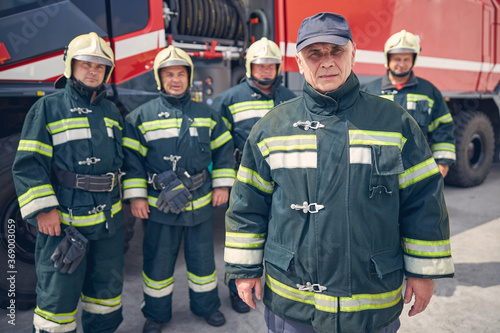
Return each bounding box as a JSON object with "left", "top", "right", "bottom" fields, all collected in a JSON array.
[
  {"left": 224, "top": 12, "right": 454, "bottom": 333},
  {"left": 122, "top": 45, "right": 235, "bottom": 333},
  {"left": 12, "top": 32, "right": 124, "bottom": 333}
]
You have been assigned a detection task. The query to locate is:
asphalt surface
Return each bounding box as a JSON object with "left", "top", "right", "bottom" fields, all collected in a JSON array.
[{"left": 2, "top": 163, "right": 500, "bottom": 332}]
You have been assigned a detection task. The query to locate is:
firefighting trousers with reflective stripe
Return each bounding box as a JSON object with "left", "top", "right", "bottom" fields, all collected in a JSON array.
[
  {"left": 142, "top": 218, "right": 221, "bottom": 322},
  {"left": 33, "top": 226, "right": 124, "bottom": 333}
]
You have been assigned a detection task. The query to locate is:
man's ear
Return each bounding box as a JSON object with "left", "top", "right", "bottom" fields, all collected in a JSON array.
[
  {"left": 295, "top": 52, "right": 304, "bottom": 75},
  {"left": 351, "top": 42, "right": 356, "bottom": 68}
]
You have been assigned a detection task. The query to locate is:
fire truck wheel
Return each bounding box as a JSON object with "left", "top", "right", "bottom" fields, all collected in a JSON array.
[
  {"left": 445, "top": 111, "right": 495, "bottom": 187},
  {"left": 0, "top": 133, "right": 37, "bottom": 310}
]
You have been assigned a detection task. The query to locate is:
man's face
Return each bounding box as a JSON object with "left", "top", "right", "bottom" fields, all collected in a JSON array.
[
  {"left": 296, "top": 42, "right": 355, "bottom": 93},
  {"left": 388, "top": 53, "right": 414, "bottom": 75},
  {"left": 251, "top": 63, "right": 277, "bottom": 81},
  {"left": 160, "top": 65, "right": 189, "bottom": 95},
  {"left": 72, "top": 59, "right": 106, "bottom": 88}
]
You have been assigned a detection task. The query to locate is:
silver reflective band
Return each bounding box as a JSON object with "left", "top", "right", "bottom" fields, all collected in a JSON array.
[
  {"left": 290, "top": 201, "right": 324, "bottom": 213},
  {"left": 78, "top": 157, "right": 101, "bottom": 165},
  {"left": 293, "top": 120, "right": 325, "bottom": 130},
  {"left": 296, "top": 282, "right": 327, "bottom": 293}
]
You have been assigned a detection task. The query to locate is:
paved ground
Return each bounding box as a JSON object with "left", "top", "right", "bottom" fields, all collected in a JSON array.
[{"left": 2, "top": 163, "right": 500, "bottom": 332}]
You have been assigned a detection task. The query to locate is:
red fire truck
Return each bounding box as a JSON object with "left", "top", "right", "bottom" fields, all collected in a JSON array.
[{"left": 1, "top": 0, "right": 499, "bottom": 308}]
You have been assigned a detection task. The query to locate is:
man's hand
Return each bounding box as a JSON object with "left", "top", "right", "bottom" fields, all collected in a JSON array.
[
  {"left": 37, "top": 208, "right": 61, "bottom": 236},
  {"left": 235, "top": 278, "right": 262, "bottom": 309},
  {"left": 212, "top": 187, "right": 229, "bottom": 207},
  {"left": 131, "top": 198, "right": 150, "bottom": 219},
  {"left": 404, "top": 277, "right": 435, "bottom": 317},
  {"left": 438, "top": 164, "right": 449, "bottom": 178}
]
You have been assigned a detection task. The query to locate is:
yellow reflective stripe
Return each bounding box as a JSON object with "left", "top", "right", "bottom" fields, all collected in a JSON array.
[
  {"left": 402, "top": 237, "right": 452, "bottom": 257},
  {"left": 59, "top": 201, "right": 122, "bottom": 226},
  {"left": 229, "top": 100, "right": 274, "bottom": 113},
  {"left": 222, "top": 116, "right": 232, "bottom": 131},
  {"left": 266, "top": 273, "right": 338, "bottom": 313},
  {"left": 211, "top": 130, "right": 232, "bottom": 150},
  {"left": 123, "top": 137, "right": 148, "bottom": 157},
  {"left": 225, "top": 232, "right": 266, "bottom": 249},
  {"left": 212, "top": 168, "right": 236, "bottom": 179},
  {"left": 192, "top": 117, "right": 216, "bottom": 130},
  {"left": 407, "top": 94, "right": 434, "bottom": 108},
  {"left": 349, "top": 130, "right": 406, "bottom": 150},
  {"left": 399, "top": 158, "right": 440, "bottom": 189},
  {"left": 17, "top": 139, "right": 53, "bottom": 157},
  {"left": 379, "top": 95, "right": 394, "bottom": 101},
  {"left": 46, "top": 117, "right": 89, "bottom": 134},
  {"left": 339, "top": 285, "right": 402, "bottom": 312},
  {"left": 257, "top": 135, "right": 317, "bottom": 158},
  {"left": 35, "top": 306, "right": 76, "bottom": 324},
  {"left": 81, "top": 294, "right": 121, "bottom": 307},
  {"left": 122, "top": 178, "right": 147, "bottom": 189},
  {"left": 267, "top": 274, "right": 402, "bottom": 314},
  {"left": 431, "top": 142, "right": 455, "bottom": 153},
  {"left": 428, "top": 113, "right": 453, "bottom": 132},
  {"left": 224, "top": 247, "right": 263, "bottom": 265},
  {"left": 187, "top": 270, "right": 217, "bottom": 285},
  {"left": 404, "top": 255, "right": 455, "bottom": 276},
  {"left": 138, "top": 118, "right": 181, "bottom": 134},
  {"left": 104, "top": 117, "right": 122, "bottom": 130},
  {"left": 143, "top": 271, "right": 174, "bottom": 290},
  {"left": 18, "top": 184, "right": 55, "bottom": 207},
  {"left": 237, "top": 166, "right": 274, "bottom": 193}
]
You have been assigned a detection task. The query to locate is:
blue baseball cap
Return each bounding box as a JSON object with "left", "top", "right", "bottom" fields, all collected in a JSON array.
[{"left": 296, "top": 12, "right": 353, "bottom": 53}]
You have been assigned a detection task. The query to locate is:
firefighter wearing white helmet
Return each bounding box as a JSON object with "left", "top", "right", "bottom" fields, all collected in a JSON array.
[
  {"left": 12, "top": 32, "right": 124, "bottom": 332},
  {"left": 122, "top": 45, "right": 235, "bottom": 332},
  {"left": 211, "top": 37, "right": 295, "bottom": 314},
  {"left": 365, "top": 29, "right": 456, "bottom": 177}
]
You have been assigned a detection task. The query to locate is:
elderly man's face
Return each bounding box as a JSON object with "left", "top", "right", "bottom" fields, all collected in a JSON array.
[{"left": 296, "top": 42, "right": 355, "bottom": 93}]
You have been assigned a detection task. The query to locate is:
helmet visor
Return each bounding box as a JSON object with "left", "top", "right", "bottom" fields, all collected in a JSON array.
[
  {"left": 252, "top": 58, "right": 280, "bottom": 65},
  {"left": 387, "top": 47, "right": 417, "bottom": 54},
  {"left": 159, "top": 60, "right": 191, "bottom": 69},
  {"left": 73, "top": 55, "right": 113, "bottom": 67}
]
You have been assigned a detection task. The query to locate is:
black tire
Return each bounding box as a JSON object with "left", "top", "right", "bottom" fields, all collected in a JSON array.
[
  {"left": 445, "top": 111, "right": 495, "bottom": 187},
  {"left": 0, "top": 133, "right": 38, "bottom": 310}
]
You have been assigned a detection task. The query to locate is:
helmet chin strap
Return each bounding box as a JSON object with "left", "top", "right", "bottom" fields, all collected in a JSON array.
[
  {"left": 250, "top": 76, "right": 276, "bottom": 86},
  {"left": 389, "top": 68, "right": 412, "bottom": 78},
  {"left": 70, "top": 77, "right": 105, "bottom": 94}
]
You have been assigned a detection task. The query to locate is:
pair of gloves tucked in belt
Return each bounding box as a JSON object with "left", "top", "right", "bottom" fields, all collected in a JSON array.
[
  {"left": 156, "top": 170, "right": 192, "bottom": 214},
  {"left": 50, "top": 225, "right": 88, "bottom": 274}
]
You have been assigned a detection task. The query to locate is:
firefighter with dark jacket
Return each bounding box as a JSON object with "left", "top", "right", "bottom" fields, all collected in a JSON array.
[
  {"left": 363, "top": 30, "right": 456, "bottom": 178},
  {"left": 225, "top": 13, "right": 454, "bottom": 333},
  {"left": 122, "top": 45, "right": 235, "bottom": 333},
  {"left": 212, "top": 37, "right": 296, "bottom": 313},
  {"left": 212, "top": 37, "right": 296, "bottom": 166},
  {"left": 12, "top": 32, "right": 124, "bottom": 333}
]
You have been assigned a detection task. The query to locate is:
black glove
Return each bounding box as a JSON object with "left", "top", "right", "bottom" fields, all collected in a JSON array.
[
  {"left": 156, "top": 178, "right": 192, "bottom": 214},
  {"left": 156, "top": 170, "right": 177, "bottom": 189},
  {"left": 50, "top": 226, "right": 88, "bottom": 274}
]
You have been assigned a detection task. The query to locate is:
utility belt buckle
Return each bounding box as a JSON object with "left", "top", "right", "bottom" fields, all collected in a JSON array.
[
  {"left": 75, "top": 172, "right": 116, "bottom": 192},
  {"left": 147, "top": 172, "right": 160, "bottom": 191}
]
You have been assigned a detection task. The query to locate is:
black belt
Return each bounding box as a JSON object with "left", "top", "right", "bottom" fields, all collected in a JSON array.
[
  {"left": 148, "top": 169, "right": 209, "bottom": 192},
  {"left": 51, "top": 167, "right": 118, "bottom": 192}
]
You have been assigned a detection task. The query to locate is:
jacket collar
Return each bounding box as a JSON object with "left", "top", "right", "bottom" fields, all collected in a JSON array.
[
  {"left": 66, "top": 79, "right": 107, "bottom": 105},
  {"left": 381, "top": 70, "right": 419, "bottom": 91},
  {"left": 159, "top": 89, "right": 191, "bottom": 108},
  {"left": 246, "top": 75, "right": 284, "bottom": 99},
  {"left": 303, "top": 71, "right": 359, "bottom": 116}
]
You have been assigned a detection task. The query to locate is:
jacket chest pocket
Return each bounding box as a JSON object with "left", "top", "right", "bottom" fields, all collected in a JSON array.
[
  {"left": 369, "top": 145, "right": 404, "bottom": 198},
  {"left": 195, "top": 127, "right": 211, "bottom": 155},
  {"left": 407, "top": 99, "right": 431, "bottom": 133}
]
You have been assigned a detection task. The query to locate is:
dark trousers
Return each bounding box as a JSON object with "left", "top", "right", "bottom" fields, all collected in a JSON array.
[
  {"left": 141, "top": 218, "right": 221, "bottom": 322},
  {"left": 33, "top": 227, "right": 124, "bottom": 333}
]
